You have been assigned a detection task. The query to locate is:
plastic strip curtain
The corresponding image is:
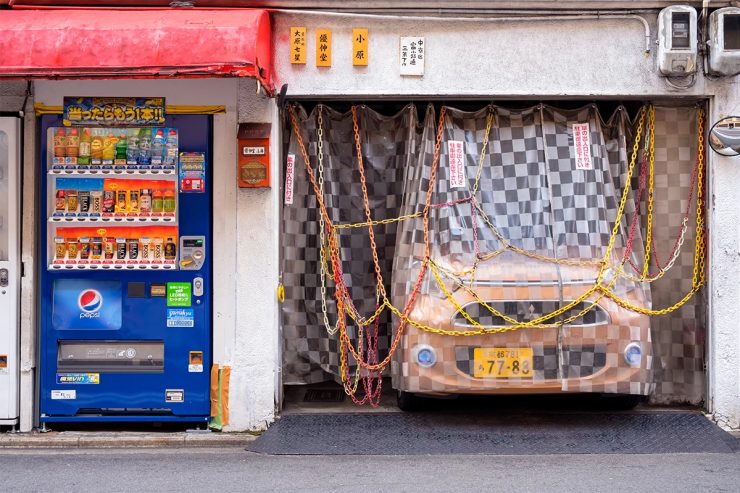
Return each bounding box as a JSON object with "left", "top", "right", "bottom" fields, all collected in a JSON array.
[{"left": 281, "top": 102, "right": 705, "bottom": 403}]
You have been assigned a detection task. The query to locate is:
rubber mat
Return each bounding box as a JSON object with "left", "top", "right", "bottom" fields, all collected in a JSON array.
[{"left": 248, "top": 411, "right": 739, "bottom": 455}]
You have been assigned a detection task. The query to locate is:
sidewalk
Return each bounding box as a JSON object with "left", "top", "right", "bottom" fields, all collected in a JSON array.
[{"left": 0, "top": 430, "right": 257, "bottom": 449}]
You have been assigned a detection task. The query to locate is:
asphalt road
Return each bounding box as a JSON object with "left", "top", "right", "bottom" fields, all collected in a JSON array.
[{"left": 1, "top": 448, "right": 739, "bottom": 493}]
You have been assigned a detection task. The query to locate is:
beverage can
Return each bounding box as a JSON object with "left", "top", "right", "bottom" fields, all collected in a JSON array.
[
  {"left": 91, "top": 237, "right": 103, "bottom": 259},
  {"left": 55, "top": 190, "right": 66, "bottom": 212},
  {"left": 66, "top": 190, "right": 78, "bottom": 213},
  {"left": 91, "top": 191, "right": 103, "bottom": 214},
  {"left": 103, "top": 190, "right": 116, "bottom": 213},
  {"left": 66, "top": 237, "right": 78, "bottom": 259},
  {"left": 54, "top": 237, "right": 66, "bottom": 260},
  {"left": 78, "top": 191, "right": 91, "bottom": 213},
  {"left": 129, "top": 190, "right": 140, "bottom": 213},
  {"left": 127, "top": 238, "right": 139, "bottom": 259},
  {"left": 164, "top": 237, "right": 177, "bottom": 260},
  {"left": 140, "top": 237, "right": 151, "bottom": 260},
  {"left": 117, "top": 190, "right": 128, "bottom": 213},
  {"left": 152, "top": 237, "right": 163, "bottom": 261},
  {"left": 116, "top": 238, "right": 127, "bottom": 260},
  {"left": 78, "top": 237, "right": 91, "bottom": 260},
  {"left": 104, "top": 237, "right": 115, "bottom": 259},
  {"left": 139, "top": 189, "right": 152, "bottom": 214}
]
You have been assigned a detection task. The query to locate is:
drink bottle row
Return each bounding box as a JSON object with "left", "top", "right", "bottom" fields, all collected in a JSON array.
[{"left": 51, "top": 127, "right": 178, "bottom": 168}]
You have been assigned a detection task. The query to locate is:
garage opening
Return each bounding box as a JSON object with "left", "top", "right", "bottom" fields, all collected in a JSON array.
[{"left": 279, "top": 100, "right": 707, "bottom": 412}]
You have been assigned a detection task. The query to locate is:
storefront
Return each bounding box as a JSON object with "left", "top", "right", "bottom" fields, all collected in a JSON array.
[{"left": 0, "top": 2, "right": 739, "bottom": 432}]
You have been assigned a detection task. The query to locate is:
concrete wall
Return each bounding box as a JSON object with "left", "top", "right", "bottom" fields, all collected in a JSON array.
[{"left": 272, "top": 10, "right": 740, "bottom": 429}]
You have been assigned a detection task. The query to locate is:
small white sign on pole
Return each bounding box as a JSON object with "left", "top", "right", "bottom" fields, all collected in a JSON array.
[
  {"left": 448, "top": 140, "right": 466, "bottom": 188},
  {"left": 285, "top": 154, "right": 295, "bottom": 205},
  {"left": 572, "top": 123, "right": 593, "bottom": 170},
  {"left": 400, "top": 36, "right": 425, "bottom": 76}
]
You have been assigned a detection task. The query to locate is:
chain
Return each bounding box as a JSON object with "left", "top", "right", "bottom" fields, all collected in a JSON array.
[
  {"left": 641, "top": 105, "right": 656, "bottom": 278},
  {"left": 286, "top": 103, "right": 707, "bottom": 380}
]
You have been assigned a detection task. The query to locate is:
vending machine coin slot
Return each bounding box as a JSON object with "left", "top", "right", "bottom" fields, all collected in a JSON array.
[
  {"left": 179, "top": 236, "right": 206, "bottom": 271},
  {"left": 0, "top": 268, "right": 8, "bottom": 288},
  {"left": 193, "top": 277, "right": 204, "bottom": 297}
]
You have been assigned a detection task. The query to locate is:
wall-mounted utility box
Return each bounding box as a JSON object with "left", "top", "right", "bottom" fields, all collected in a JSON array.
[
  {"left": 237, "top": 123, "right": 271, "bottom": 188},
  {"left": 657, "top": 6, "right": 698, "bottom": 76},
  {"left": 709, "top": 7, "right": 740, "bottom": 76}
]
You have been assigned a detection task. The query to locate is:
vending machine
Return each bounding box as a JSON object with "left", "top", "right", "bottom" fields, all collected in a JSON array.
[
  {"left": 38, "top": 104, "right": 212, "bottom": 423},
  {"left": 0, "top": 116, "right": 21, "bottom": 426}
]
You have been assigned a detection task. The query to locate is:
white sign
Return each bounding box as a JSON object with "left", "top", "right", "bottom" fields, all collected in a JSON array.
[
  {"left": 285, "top": 154, "right": 295, "bottom": 205},
  {"left": 448, "top": 140, "right": 466, "bottom": 188},
  {"left": 243, "top": 146, "right": 266, "bottom": 156},
  {"left": 400, "top": 37, "right": 425, "bottom": 76},
  {"left": 51, "top": 390, "right": 76, "bottom": 400},
  {"left": 188, "top": 364, "right": 204, "bottom": 373},
  {"left": 572, "top": 123, "right": 593, "bottom": 170}
]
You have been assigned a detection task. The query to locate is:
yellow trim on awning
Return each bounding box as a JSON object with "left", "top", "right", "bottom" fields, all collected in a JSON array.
[{"left": 34, "top": 103, "right": 226, "bottom": 116}]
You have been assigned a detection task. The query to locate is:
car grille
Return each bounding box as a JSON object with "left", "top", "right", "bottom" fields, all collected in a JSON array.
[{"left": 452, "top": 300, "right": 609, "bottom": 327}]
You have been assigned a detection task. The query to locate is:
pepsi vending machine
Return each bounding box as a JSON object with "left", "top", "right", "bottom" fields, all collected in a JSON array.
[{"left": 38, "top": 101, "right": 212, "bottom": 423}]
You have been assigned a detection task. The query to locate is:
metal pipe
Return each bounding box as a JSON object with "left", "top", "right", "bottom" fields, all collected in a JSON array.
[{"left": 272, "top": 9, "right": 653, "bottom": 53}]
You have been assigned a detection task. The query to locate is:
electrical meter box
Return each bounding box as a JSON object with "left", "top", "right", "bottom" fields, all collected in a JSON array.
[
  {"left": 709, "top": 7, "right": 740, "bottom": 76},
  {"left": 657, "top": 6, "right": 697, "bottom": 76}
]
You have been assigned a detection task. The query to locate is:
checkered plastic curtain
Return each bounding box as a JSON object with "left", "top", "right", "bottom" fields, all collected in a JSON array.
[{"left": 282, "top": 102, "right": 705, "bottom": 404}]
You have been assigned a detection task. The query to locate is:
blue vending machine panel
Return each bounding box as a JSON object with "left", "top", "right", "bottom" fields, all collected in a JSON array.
[{"left": 38, "top": 114, "right": 212, "bottom": 422}]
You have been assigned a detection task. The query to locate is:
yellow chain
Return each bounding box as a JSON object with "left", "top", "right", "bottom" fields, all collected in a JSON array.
[{"left": 642, "top": 105, "right": 656, "bottom": 278}]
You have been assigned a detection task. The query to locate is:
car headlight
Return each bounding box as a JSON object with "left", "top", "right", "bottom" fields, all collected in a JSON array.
[
  {"left": 412, "top": 344, "right": 437, "bottom": 368},
  {"left": 624, "top": 342, "right": 643, "bottom": 367}
]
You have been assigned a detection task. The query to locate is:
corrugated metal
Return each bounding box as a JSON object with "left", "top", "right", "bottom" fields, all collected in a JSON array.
[{"left": 0, "top": 8, "right": 273, "bottom": 89}]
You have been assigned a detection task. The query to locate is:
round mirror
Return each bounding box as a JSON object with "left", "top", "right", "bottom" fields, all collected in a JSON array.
[{"left": 709, "top": 116, "right": 740, "bottom": 156}]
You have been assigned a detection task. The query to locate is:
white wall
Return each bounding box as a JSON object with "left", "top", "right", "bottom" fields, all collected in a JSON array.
[{"left": 272, "top": 10, "right": 740, "bottom": 429}]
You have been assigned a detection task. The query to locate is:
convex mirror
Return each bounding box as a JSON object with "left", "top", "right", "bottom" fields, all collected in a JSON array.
[{"left": 709, "top": 116, "right": 740, "bottom": 156}]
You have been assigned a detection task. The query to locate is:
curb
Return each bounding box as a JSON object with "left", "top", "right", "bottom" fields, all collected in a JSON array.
[{"left": 0, "top": 431, "right": 258, "bottom": 449}]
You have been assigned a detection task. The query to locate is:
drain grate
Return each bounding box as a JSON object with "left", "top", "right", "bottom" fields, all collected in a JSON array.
[{"left": 303, "top": 389, "right": 345, "bottom": 403}]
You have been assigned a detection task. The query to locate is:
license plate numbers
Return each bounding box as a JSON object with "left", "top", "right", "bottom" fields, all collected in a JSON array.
[{"left": 473, "top": 347, "right": 534, "bottom": 378}]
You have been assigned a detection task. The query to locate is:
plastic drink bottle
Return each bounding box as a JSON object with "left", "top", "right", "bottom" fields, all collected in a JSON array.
[
  {"left": 126, "top": 129, "right": 139, "bottom": 163},
  {"left": 164, "top": 129, "right": 178, "bottom": 166},
  {"left": 138, "top": 128, "right": 152, "bottom": 166},
  {"left": 78, "top": 128, "right": 92, "bottom": 165},
  {"left": 152, "top": 129, "right": 165, "bottom": 164},
  {"left": 115, "top": 132, "right": 127, "bottom": 160},
  {"left": 66, "top": 128, "right": 80, "bottom": 158},
  {"left": 53, "top": 128, "right": 66, "bottom": 157}
]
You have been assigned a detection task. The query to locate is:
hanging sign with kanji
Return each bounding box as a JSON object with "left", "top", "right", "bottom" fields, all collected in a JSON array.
[
  {"left": 352, "top": 28, "right": 369, "bottom": 66},
  {"left": 316, "top": 28, "right": 332, "bottom": 67},
  {"left": 63, "top": 97, "right": 166, "bottom": 127},
  {"left": 290, "top": 27, "right": 307, "bottom": 64}
]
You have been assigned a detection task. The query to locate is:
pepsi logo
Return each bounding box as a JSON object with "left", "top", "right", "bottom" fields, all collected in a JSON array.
[{"left": 78, "top": 289, "right": 103, "bottom": 318}]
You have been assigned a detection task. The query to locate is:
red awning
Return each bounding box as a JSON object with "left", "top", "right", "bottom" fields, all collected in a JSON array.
[{"left": 0, "top": 8, "right": 273, "bottom": 91}]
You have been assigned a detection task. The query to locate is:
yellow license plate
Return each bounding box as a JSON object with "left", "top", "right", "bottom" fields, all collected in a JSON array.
[{"left": 473, "top": 347, "right": 534, "bottom": 378}]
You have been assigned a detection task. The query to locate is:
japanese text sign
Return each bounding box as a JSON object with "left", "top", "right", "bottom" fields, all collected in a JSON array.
[
  {"left": 285, "top": 154, "right": 295, "bottom": 205},
  {"left": 448, "top": 141, "right": 466, "bottom": 188},
  {"left": 167, "top": 282, "right": 192, "bottom": 307},
  {"left": 353, "top": 28, "right": 369, "bottom": 66},
  {"left": 316, "top": 29, "right": 332, "bottom": 67},
  {"left": 400, "top": 37, "right": 425, "bottom": 76},
  {"left": 63, "top": 97, "right": 165, "bottom": 127},
  {"left": 572, "top": 123, "right": 593, "bottom": 170},
  {"left": 290, "top": 27, "right": 307, "bottom": 64}
]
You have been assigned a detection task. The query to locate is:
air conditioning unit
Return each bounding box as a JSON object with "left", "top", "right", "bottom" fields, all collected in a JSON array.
[
  {"left": 709, "top": 7, "right": 740, "bottom": 76},
  {"left": 657, "top": 6, "right": 698, "bottom": 76}
]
